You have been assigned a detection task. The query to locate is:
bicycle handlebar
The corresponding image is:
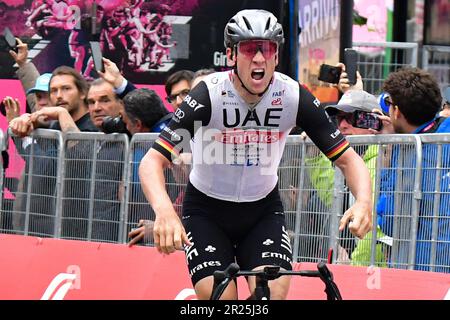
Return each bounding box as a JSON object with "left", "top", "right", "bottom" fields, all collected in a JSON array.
[
  {"left": 210, "top": 262, "right": 342, "bottom": 300},
  {"left": 210, "top": 263, "right": 240, "bottom": 300}
]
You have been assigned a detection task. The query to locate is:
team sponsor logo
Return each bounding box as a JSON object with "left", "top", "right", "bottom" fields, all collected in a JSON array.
[
  {"left": 163, "top": 126, "right": 182, "bottom": 141},
  {"left": 272, "top": 90, "right": 285, "bottom": 97},
  {"left": 223, "top": 107, "right": 282, "bottom": 128},
  {"left": 174, "top": 108, "right": 185, "bottom": 120},
  {"left": 281, "top": 226, "right": 292, "bottom": 254},
  {"left": 214, "top": 129, "right": 280, "bottom": 144},
  {"left": 184, "top": 95, "right": 206, "bottom": 112},
  {"left": 313, "top": 98, "right": 321, "bottom": 108},
  {"left": 221, "top": 90, "right": 238, "bottom": 99},
  {"left": 184, "top": 232, "right": 198, "bottom": 262},
  {"left": 330, "top": 129, "right": 341, "bottom": 139},
  {"left": 262, "top": 252, "right": 292, "bottom": 263},
  {"left": 271, "top": 98, "right": 282, "bottom": 105},
  {"left": 189, "top": 261, "right": 222, "bottom": 277},
  {"left": 222, "top": 101, "right": 239, "bottom": 106}
]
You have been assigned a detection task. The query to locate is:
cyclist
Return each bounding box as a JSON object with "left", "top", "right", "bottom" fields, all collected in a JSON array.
[{"left": 138, "top": 9, "right": 373, "bottom": 300}]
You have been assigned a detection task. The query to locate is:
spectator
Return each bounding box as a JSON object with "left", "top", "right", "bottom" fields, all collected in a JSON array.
[
  {"left": 321, "top": 90, "right": 388, "bottom": 267},
  {"left": 79, "top": 77, "right": 130, "bottom": 242},
  {"left": 164, "top": 70, "right": 194, "bottom": 110},
  {"left": 27, "top": 60, "right": 136, "bottom": 242},
  {"left": 87, "top": 78, "right": 125, "bottom": 130},
  {"left": 9, "top": 66, "right": 98, "bottom": 135},
  {"left": 2, "top": 75, "right": 52, "bottom": 235},
  {"left": 9, "top": 37, "right": 42, "bottom": 112},
  {"left": 121, "top": 88, "right": 172, "bottom": 135},
  {"left": 26, "top": 73, "right": 52, "bottom": 112},
  {"left": 8, "top": 66, "right": 98, "bottom": 237},
  {"left": 375, "top": 67, "right": 450, "bottom": 272}
]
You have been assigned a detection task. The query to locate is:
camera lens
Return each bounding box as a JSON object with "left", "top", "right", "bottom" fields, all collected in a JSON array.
[{"left": 101, "top": 115, "right": 127, "bottom": 134}]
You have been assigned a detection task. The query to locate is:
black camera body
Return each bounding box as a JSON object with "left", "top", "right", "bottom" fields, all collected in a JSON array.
[
  {"left": 101, "top": 115, "right": 127, "bottom": 134},
  {"left": 318, "top": 64, "right": 342, "bottom": 84}
]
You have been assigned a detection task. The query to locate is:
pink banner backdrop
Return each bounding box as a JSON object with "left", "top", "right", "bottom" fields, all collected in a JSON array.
[{"left": 353, "top": 0, "right": 391, "bottom": 46}]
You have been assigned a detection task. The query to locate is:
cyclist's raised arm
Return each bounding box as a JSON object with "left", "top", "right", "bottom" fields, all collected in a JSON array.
[
  {"left": 139, "top": 149, "right": 188, "bottom": 254},
  {"left": 296, "top": 84, "right": 372, "bottom": 239},
  {"left": 139, "top": 81, "right": 211, "bottom": 254},
  {"left": 334, "top": 148, "right": 372, "bottom": 239}
]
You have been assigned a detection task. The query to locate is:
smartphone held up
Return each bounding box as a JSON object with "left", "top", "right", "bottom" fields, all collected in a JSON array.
[
  {"left": 89, "top": 41, "right": 104, "bottom": 73},
  {"left": 344, "top": 48, "right": 358, "bottom": 85},
  {"left": 3, "top": 27, "right": 17, "bottom": 52}
]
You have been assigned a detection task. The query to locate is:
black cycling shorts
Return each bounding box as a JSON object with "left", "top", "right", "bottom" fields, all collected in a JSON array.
[{"left": 182, "top": 182, "right": 293, "bottom": 286}]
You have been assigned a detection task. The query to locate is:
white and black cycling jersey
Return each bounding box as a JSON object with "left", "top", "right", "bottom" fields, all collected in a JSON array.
[{"left": 152, "top": 70, "right": 349, "bottom": 202}]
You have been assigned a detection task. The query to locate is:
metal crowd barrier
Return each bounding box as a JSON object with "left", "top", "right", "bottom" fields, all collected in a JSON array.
[
  {"left": 422, "top": 45, "right": 450, "bottom": 94},
  {"left": 352, "top": 41, "right": 419, "bottom": 95},
  {"left": 1, "top": 130, "right": 449, "bottom": 274},
  {"left": 333, "top": 135, "right": 422, "bottom": 270}
]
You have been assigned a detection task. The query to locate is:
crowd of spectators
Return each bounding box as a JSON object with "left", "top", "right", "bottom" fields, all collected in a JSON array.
[{"left": 1, "top": 33, "right": 449, "bottom": 273}]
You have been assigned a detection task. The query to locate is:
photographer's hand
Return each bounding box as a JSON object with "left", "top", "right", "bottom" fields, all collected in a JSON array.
[
  {"left": 9, "top": 38, "right": 28, "bottom": 68},
  {"left": 369, "top": 109, "right": 394, "bottom": 134}
]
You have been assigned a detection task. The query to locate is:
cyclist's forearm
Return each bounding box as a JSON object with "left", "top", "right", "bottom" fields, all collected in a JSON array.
[
  {"left": 335, "top": 148, "right": 372, "bottom": 205},
  {"left": 139, "top": 149, "right": 176, "bottom": 215}
]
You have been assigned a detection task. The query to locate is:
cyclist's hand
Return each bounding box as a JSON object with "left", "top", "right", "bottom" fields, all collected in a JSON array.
[
  {"left": 339, "top": 201, "right": 372, "bottom": 239},
  {"left": 153, "top": 210, "right": 191, "bottom": 254}
]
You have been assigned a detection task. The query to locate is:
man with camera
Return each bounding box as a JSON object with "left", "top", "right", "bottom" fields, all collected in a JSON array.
[{"left": 304, "top": 89, "right": 388, "bottom": 267}]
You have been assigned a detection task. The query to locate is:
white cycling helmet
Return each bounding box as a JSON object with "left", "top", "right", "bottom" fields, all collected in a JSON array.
[{"left": 224, "top": 9, "right": 284, "bottom": 48}]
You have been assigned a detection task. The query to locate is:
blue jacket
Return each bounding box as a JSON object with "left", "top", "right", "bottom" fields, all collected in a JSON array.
[{"left": 377, "top": 117, "right": 450, "bottom": 273}]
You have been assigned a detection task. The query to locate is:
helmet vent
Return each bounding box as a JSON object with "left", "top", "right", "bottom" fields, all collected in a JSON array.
[
  {"left": 242, "top": 16, "right": 253, "bottom": 33},
  {"left": 265, "top": 17, "right": 271, "bottom": 31}
]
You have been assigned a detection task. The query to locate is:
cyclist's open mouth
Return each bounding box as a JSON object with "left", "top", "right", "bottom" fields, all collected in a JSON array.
[{"left": 251, "top": 69, "right": 265, "bottom": 80}]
